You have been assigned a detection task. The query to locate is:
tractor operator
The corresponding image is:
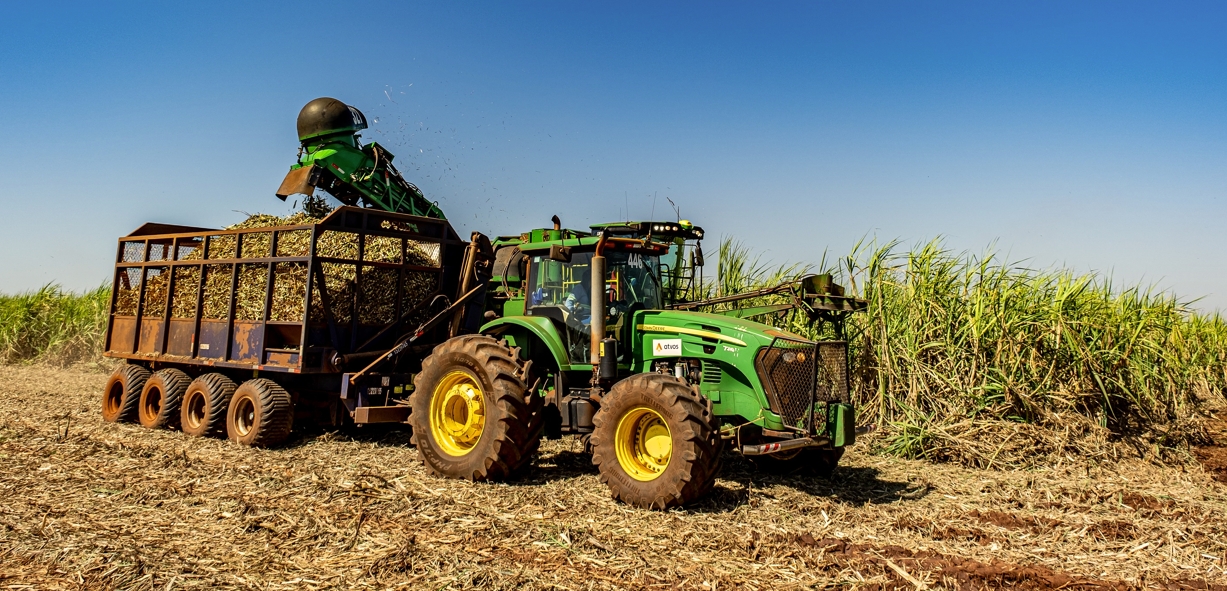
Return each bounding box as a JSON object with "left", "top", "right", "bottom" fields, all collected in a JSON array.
[{"left": 564, "top": 265, "right": 592, "bottom": 318}]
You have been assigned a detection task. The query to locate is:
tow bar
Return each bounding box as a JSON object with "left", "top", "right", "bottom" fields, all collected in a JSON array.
[{"left": 742, "top": 425, "right": 874, "bottom": 456}]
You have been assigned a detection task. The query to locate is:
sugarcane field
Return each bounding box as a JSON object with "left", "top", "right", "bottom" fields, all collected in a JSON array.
[{"left": 4, "top": 4, "right": 1227, "bottom": 590}]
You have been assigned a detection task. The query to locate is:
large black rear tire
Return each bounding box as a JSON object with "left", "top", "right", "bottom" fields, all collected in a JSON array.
[
  {"left": 138, "top": 368, "right": 190, "bottom": 429},
  {"left": 181, "top": 373, "right": 236, "bottom": 437},
  {"left": 102, "top": 365, "right": 149, "bottom": 423},
  {"left": 410, "top": 335, "right": 541, "bottom": 481},
  {"left": 591, "top": 373, "right": 721, "bottom": 509},
  {"left": 227, "top": 378, "right": 294, "bottom": 447}
]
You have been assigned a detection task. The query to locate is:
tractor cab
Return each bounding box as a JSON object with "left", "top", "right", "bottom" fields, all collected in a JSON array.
[
  {"left": 589, "top": 220, "right": 706, "bottom": 306},
  {"left": 519, "top": 228, "right": 673, "bottom": 365}
]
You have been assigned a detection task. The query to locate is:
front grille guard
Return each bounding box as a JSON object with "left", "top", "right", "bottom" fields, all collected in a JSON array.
[{"left": 754, "top": 337, "right": 850, "bottom": 435}]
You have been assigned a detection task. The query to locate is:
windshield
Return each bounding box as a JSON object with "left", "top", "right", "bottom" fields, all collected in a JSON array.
[
  {"left": 527, "top": 249, "right": 662, "bottom": 364},
  {"left": 527, "top": 250, "right": 662, "bottom": 312}
]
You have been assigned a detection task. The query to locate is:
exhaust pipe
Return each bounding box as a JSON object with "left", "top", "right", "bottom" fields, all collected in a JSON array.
[{"left": 589, "top": 232, "right": 608, "bottom": 366}]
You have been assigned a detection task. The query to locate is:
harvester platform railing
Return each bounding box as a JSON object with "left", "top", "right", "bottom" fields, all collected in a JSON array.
[{"left": 667, "top": 274, "right": 867, "bottom": 317}]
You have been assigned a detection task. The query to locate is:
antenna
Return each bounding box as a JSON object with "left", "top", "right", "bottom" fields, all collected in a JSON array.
[
  {"left": 625, "top": 191, "right": 629, "bottom": 223},
  {"left": 650, "top": 192, "right": 657, "bottom": 222},
  {"left": 667, "top": 196, "right": 680, "bottom": 222}
]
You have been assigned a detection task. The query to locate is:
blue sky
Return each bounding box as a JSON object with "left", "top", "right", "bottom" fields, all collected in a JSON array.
[{"left": 2, "top": 2, "right": 1225, "bottom": 309}]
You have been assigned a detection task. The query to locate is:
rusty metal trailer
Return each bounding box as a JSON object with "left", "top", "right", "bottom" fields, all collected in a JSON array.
[{"left": 101, "top": 206, "right": 482, "bottom": 445}]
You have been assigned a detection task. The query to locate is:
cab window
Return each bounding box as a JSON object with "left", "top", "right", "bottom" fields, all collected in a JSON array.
[{"left": 526, "top": 250, "right": 662, "bottom": 365}]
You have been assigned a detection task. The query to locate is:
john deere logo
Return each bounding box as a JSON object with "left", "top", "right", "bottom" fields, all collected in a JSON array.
[{"left": 652, "top": 339, "right": 682, "bottom": 357}]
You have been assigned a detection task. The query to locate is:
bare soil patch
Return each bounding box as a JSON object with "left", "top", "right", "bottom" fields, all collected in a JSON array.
[
  {"left": 1, "top": 364, "right": 1225, "bottom": 590},
  {"left": 1195, "top": 410, "right": 1227, "bottom": 485}
]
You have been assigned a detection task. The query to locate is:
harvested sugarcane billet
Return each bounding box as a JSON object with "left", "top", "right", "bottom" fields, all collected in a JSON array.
[{"left": 156, "top": 212, "right": 438, "bottom": 324}]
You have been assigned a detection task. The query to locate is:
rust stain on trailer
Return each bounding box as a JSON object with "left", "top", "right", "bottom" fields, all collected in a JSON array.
[
  {"left": 167, "top": 319, "right": 195, "bottom": 357},
  {"left": 230, "top": 322, "right": 262, "bottom": 364},
  {"left": 265, "top": 351, "right": 297, "bottom": 366},
  {"left": 137, "top": 320, "right": 164, "bottom": 355},
  {"left": 109, "top": 317, "right": 137, "bottom": 354}
]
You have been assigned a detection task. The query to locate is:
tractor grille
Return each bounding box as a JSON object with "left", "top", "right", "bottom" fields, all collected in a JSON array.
[{"left": 755, "top": 338, "right": 849, "bottom": 433}]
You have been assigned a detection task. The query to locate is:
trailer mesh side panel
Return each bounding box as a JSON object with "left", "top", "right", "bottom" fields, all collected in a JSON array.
[
  {"left": 171, "top": 267, "right": 199, "bottom": 318},
  {"left": 270, "top": 263, "right": 307, "bottom": 321},
  {"left": 240, "top": 232, "right": 272, "bottom": 259},
  {"left": 201, "top": 265, "right": 232, "bottom": 319},
  {"left": 207, "top": 235, "right": 236, "bottom": 260},
  {"left": 141, "top": 267, "right": 168, "bottom": 318},
  {"left": 105, "top": 206, "right": 463, "bottom": 372},
  {"left": 121, "top": 242, "right": 145, "bottom": 263},
  {"left": 410, "top": 241, "right": 441, "bottom": 267}
]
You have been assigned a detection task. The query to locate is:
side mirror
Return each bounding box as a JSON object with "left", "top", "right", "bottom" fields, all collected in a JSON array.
[
  {"left": 549, "top": 244, "right": 571, "bottom": 262},
  {"left": 692, "top": 244, "right": 705, "bottom": 267}
]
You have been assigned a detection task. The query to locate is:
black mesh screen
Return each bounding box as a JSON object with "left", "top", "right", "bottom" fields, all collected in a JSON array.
[
  {"left": 755, "top": 338, "right": 849, "bottom": 433},
  {"left": 816, "top": 341, "right": 849, "bottom": 404}
]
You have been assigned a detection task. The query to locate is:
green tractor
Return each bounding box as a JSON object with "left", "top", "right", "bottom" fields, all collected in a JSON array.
[{"left": 410, "top": 217, "right": 868, "bottom": 509}]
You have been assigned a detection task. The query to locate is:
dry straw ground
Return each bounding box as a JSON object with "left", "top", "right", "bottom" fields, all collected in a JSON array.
[{"left": 2, "top": 364, "right": 1227, "bottom": 590}]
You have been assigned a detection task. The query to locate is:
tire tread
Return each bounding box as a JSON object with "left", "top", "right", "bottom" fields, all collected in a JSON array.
[
  {"left": 102, "top": 365, "right": 150, "bottom": 423},
  {"left": 590, "top": 373, "right": 722, "bottom": 509},
  {"left": 182, "top": 373, "right": 236, "bottom": 437},
  {"left": 228, "top": 378, "right": 293, "bottom": 447},
  {"left": 139, "top": 368, "right": 190, "bottom": 429},
  {"left": 410, "top": 335, "right": 542, "bottom": 482}
]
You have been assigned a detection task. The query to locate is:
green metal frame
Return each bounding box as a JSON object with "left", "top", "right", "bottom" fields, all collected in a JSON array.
[{"left": 288, "top": 132, "right": 445, "bottom": 218}]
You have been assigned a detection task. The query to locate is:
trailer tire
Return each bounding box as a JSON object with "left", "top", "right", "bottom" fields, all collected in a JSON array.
[
  {"left": 102, "top": 364, "right": 150, "bottom": 423},
  {"left": 591, "top": 373, "right": 721, "bottom": 509},
  {"left": 410, "top": 335, "right": 540, "bottom": 481},
  {"left": 181, "top": 373, "right": 236, "bottom": 437},
  {"left": 227, "top": 379, "right": 294, "bottom": 447},
  {"left": 138, "top": 369, "right": 190, "bottom": 430}
]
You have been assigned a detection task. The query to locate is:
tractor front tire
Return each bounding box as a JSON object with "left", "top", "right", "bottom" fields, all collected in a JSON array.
[
  {"left": 181, "top": 373, "right": 236, "bottom": 437},
  {"left": 227, "top": 379, "right": 294, "bottom": 447},
  {"left": 591, "top": 373, "right": 721, "bottom": 509},
  {"left": 410, "top": 335, "right": 541, "bottom": 481},
  {"left": 138, "top": 368, "right": 190, "bottom": 429},
  {"left": 102, "top": 365, "right": 150, "bottom": 423}
]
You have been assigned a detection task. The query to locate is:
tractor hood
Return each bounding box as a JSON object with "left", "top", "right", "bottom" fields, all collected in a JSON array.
[{"left": 631, "top": 308, "right": 806, "bottom": 361}]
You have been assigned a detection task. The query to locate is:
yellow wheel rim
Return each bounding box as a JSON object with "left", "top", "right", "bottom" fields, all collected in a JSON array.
[
  {"left": 614, "top": 406, "right": 672, "bottom": 481},
  {"left": 429, "top": 371, "right": 486, "bottom": 456}
]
